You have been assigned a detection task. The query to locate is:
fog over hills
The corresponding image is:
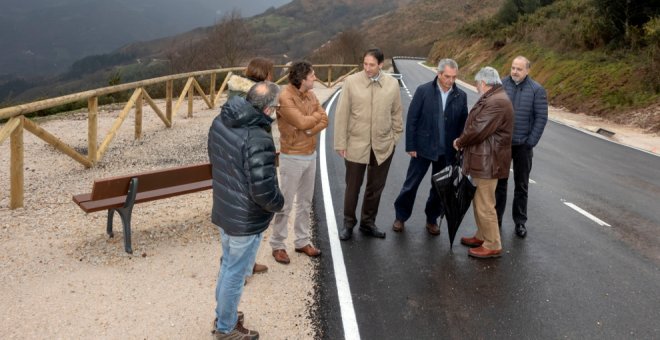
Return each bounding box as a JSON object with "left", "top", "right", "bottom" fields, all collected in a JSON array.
[{"left": 0, "top": 0, "right": 291, "bottom": 77}]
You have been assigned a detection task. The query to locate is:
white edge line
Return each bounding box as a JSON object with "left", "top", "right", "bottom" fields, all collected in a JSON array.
[
  {"left": 415, "top": 61, "right": 658, "bottom": 157},
  {"left": 321, "top": 89, "right": 361, "bottom": 340},
  {"left": 563, "top": 201, "right": 611, "bottom": 227}
]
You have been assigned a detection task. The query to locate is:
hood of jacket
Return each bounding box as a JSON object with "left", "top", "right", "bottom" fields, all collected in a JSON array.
[
  {"left": 221, "top": 95, "right": 273, "bottom": 131},
  {"left": 227, "top": 74, "right": 256, "bottom": 95}
]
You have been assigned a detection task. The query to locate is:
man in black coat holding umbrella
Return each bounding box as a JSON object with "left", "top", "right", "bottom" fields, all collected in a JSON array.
[{"left": 392, "top": 58, "right": 468, "bottom": 235}]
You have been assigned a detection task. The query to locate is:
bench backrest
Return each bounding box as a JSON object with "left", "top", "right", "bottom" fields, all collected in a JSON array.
[{"left": 90, "top": 163, "right": 212, "bottom": 200}]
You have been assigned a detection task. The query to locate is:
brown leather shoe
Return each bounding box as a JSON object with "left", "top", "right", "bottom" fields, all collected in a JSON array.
[
  {"left": 392, "top": 219, "right": 404, "bottom": 232},
  {"left": 295, "top": 244, "right": 321, "bottom": 257},
  {"left": 468, "top": 246, "right": 502, "bottom": 258},
  {"left": 252, "top": 262, "right": 268, "bottom": 274},
  {"left": 425, "top": 223, "right": 440, "bottom": 235},
  {"left": 272, "top": 249, "right": 290, "bottom": 264},
  {"left": 460, "top": 236, "right": 484, "bottom": 247}
]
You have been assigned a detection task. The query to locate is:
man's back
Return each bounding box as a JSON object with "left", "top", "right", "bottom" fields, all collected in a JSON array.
[{"left": 208, "top": 96, "right": 283, "bottom": 236}]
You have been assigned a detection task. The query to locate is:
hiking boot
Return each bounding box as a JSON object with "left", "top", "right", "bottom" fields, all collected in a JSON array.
[
  {"left": 234, "top": 321, "right": 259, "bottom": 339},
  {"left": 213, "top": 327, "right": 259, "bottom": 340},
  {"left": 211, "top": 312, "right": 244, "bottom": 334}
]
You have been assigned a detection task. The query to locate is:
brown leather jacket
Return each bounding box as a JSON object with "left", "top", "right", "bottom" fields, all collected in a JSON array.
[
  {"left": 455, "top": 85, "right": 513, "bottom": 179},
  {"left": 277, "top": 84, "right": 328, "bottom": 155}
]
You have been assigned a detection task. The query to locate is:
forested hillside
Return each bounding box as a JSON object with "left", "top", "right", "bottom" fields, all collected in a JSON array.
[{"left": 428, "top": 0, "right": 659, "bottom": 132}]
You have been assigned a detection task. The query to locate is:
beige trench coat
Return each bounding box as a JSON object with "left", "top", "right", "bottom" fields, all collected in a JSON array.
[{"left": 334, "top": 71, "right": 403, "bottom": 165}]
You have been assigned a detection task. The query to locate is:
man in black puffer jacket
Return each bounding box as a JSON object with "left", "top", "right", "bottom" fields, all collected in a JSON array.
[
  {"left": 496, "top": 56, "right": 548, "bottom": 239},
  {"left": 208, "top": 81, "right": 284, "bottom": 340}
]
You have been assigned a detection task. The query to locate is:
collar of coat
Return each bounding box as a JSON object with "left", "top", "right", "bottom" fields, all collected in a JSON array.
[
  {"left": 287, "top": 83, "right": 313, "bottom": 100},
  {"left": 228, "top": 74, "right": 256, "bottom": 94},
  {"left": 360, "top": 70, "right": 384, "bottom": 88},
  {"left": 475, "top": 84, "right": 503, "bottom": 106}
]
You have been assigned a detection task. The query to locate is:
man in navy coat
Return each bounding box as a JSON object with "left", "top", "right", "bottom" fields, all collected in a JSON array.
[{"left": 392, "top": 59, "right": 468, "bottom": 235}]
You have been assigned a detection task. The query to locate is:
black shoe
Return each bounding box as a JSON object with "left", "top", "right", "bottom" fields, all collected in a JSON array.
[
  {"left": 339, "top": 227, "right": 354, "bottom": 241},
  {"left": 359, "top": 225, "right": 386, "bottom": 238},
  {"left": 515, "top": 224, "right": 527, "bottom": 238}
]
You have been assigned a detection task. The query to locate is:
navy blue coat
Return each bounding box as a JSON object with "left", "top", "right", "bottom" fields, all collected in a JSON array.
[
  {"left": 405, "top": 78, "right": 468, "bottom": 163},
  {"left": 207, "top": 96, "right": 284, "bottom": 236},
  {"left": 501, "top": 75, "right": 548, "bottom": 146}
]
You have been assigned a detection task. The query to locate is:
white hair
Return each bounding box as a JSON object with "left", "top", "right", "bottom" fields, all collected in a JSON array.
[
  {"left": 475, "top": 66, "right": 502, "bottom": 86},
  {"left": 437, "top": 58, "right": 458, "bottom": 73}
]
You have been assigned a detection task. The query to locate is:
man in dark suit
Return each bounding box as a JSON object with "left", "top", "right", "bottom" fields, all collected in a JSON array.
[{"left": 392, "top": 58, "right": 468, "bottom": 235}]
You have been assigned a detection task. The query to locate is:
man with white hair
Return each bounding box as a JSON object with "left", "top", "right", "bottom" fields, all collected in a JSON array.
[
  {"left": 453, "top": 67, "right": 514, "bottom": 259},
  {"left": 392, "top": 58, "right": 468, "bottom": 235}
]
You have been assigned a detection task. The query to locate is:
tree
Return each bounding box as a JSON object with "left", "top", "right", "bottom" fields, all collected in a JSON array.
[
  {"left": 595, "top": 0, "right": 660, "bottom": 47},
  {"left": 207, "top": 10, "right": 254, "bottom": 68}
]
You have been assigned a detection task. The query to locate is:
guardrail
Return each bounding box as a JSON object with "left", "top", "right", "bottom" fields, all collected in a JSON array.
[{"left": 0, "top": 64, "right": 358, "bottom": 209}]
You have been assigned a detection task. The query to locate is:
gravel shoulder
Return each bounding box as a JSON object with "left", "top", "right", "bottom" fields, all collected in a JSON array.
[{"left": 0, "top": 84, "right": 338, "bottom": 339}]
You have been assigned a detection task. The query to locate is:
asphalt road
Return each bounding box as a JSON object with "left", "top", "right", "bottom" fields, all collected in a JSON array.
[{"left": 315, "top": 59, "right": 660, "bottom": 339}]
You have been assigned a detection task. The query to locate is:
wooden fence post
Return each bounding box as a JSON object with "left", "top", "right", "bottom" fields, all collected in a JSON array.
[
  {"left": 188, "top": 80, "right": 194, "bottom": 118},
  {"left": 88, "top": 96, "right": 98, "bottom": 164},
  {"left": 135, "top": 88, "right": 143, "bottom": 139},
  {"left": 166, "top": 80, "right": 173, "bottom": 126},
  {"left": 210, "top": 73, "right": 216, "bottom": 108},
  {"left": 10, "top": 117, "right": 24, "bottom": 209}
]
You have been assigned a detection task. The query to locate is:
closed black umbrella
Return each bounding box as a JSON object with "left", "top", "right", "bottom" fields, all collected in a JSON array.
[{"left": 432, "top": 155, "right": 476, "bottom": 248}]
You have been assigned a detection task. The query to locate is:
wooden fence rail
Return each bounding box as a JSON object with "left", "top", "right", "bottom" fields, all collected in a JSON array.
[{"left": 0, "top": 64, "right": 357, "bottom": 209}]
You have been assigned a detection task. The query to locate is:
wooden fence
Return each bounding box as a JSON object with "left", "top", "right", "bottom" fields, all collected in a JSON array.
[{"left": 0, "top": 64, "right": 358, "bottom": 209}]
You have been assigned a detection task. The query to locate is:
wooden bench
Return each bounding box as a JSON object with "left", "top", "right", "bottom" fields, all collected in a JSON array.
[{"left": 73, "top": 163, "right": 212, "bottom": 253}]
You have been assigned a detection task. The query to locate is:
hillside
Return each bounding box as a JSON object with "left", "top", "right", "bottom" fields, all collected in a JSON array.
[
  {"left": 359, "top": 0, "right": 504, "bottom": 58},
  {"left": 428, "top": 0, "right": 660, "bottom": 132}
]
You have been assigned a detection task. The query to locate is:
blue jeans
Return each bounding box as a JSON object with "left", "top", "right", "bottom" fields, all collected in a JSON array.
[
  {"left": 215, "top": 229, "right": 262, "bottom": 333},
  {"left": 393, "top": 155, "right": 446, "bottom": 224}
]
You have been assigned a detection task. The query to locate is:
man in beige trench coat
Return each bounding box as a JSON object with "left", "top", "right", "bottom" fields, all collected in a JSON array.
[{"left": 334, "top": 48, "right": 403, "bottom": 241}]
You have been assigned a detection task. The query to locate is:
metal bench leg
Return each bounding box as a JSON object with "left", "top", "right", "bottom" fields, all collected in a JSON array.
[
  {"left": 107, "top": 209, "right": 115, "bottom": 237},
  {"left": 105, "top": 177, "right": 138, "bottom": 254},
  {"left": 116, "top": 207, "right": 134, "bottom": 254}
]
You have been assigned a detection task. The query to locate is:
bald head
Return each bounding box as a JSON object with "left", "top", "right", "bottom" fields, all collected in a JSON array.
[
  {"left": 510, "top": 56, "right": 530, "bottom": 83},
  {"left": 247, "top": 81, "right": 280, "bottom": 113}
]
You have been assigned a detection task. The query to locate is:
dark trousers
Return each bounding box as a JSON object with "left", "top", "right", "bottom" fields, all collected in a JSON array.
[
  {"left": 495, "top": 144, "right": 533, "bottom": 227},
  {"left": 393, "top": 155, "right": 446, "bottom": 224},
  {"left": 343, "top": 149, "right": 394, "bottom": 228}
]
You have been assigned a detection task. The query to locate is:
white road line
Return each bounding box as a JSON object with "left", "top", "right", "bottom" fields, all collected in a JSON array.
[
  {"left": 321, "top": 89, "right": 361, "bottom": 340},
  {"left": 562, "top": 200, "right": 611, "bottom": 227},
  {"left": 400, "top": 79, "right": 409, "bottom": 90}
]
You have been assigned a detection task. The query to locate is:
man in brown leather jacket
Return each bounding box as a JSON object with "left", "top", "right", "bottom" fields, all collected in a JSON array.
[
  {"left": 453, "top": 66, "right": 513, "bottom": 258},
  {"left": 270, "top": 61, "right": 328, "bottom": 264}
]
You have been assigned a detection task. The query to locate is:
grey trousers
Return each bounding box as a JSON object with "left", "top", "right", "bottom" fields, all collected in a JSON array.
[{"left": 269, "top": 156, "right": 316, "bottom": 250}]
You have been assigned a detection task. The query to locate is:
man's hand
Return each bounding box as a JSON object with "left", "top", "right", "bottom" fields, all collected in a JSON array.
[
  {"left": 336, "top": 150, "right": 346, "bottom": 158},
  {"left": 453, "top": 139, "right": 460, "bottom": 151},
  {"left": 407, "top": 151, "right": 417, "bottom": 158}
]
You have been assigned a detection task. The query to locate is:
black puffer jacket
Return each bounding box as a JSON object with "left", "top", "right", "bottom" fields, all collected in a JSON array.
[
  {"left": 501, "top": 75, "right": 548, "bottom": 147},
  {"left": 208, "top": 96, "right": 284, "bottom": 236}
]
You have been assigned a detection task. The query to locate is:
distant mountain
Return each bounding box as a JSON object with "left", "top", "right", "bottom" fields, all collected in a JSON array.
[
  {"left": 116, "top": 0, "right": 415, "bottom": 64},
  {"left": 0, "top": 0, "right": 291, "bottom": 77},
  {"left": 1, "top": 0, "right": 495, "bottom": 104}
]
